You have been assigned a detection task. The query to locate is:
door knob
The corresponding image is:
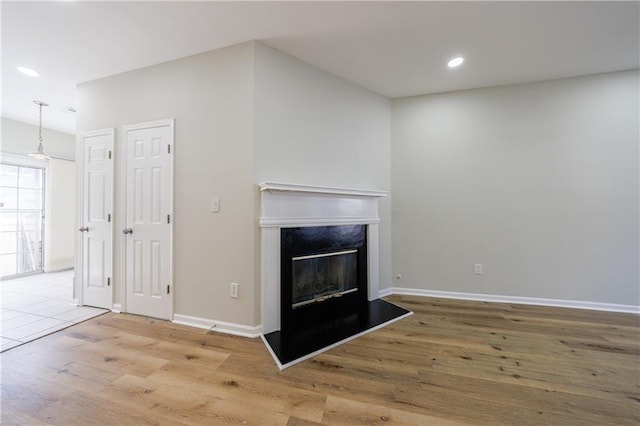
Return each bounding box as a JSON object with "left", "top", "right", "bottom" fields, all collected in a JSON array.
[
  {"left": 78, "top": 226, "right": 89, "bottom": 232},
  {"left": 122, "top": 228, "right": 133, "bottom": 234}
]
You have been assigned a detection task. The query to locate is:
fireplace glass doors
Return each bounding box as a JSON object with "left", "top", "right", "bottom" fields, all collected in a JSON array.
[
  {"left": 280, "top": 225, "right": 367, "bottom": 331},
  {"left": 292, "top": 249, "right": 358, "bottom": 308}
]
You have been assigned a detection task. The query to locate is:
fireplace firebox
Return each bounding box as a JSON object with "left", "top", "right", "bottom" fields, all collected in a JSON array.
[{"left": 281, "top": 225, "right": 367, "bottom": 331}]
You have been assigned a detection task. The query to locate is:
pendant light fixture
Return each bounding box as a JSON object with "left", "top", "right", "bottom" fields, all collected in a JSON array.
[{"left": 29, "top": 100, "right": 50, "bottom": 160}]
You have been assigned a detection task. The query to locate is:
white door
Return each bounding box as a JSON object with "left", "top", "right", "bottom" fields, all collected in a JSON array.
[
  {"left": 123, "top": 120, "right": 173, "bottom": 320},
  {"left": 78, "top": 129, "right": 114, "bottom": 309}
]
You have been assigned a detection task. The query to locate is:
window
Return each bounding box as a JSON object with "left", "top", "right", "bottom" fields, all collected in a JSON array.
[{"left": 0, "top": 163, "right": 45, "bottom": 277}]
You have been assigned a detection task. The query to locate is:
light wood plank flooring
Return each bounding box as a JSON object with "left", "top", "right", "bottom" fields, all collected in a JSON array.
[{"left": 1, "top": 295, "right": 638, "bottom": 425}]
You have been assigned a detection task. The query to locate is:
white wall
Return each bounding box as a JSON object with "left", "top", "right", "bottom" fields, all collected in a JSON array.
[
  {"left": 77, "top": 42, "right": 256, "bottom": 325},
  {"left": 391, "top": 70, "right": 639, "bottom": 307},
  {"left": 254, "top": 43, "right": 392, "bottom": 303},
  {"left": 1, "top": 117, "right": 75, "bottom": 159},
  {"left": 78, "top": 39, "right": 635, "bottom": 327},
  {"left": 76, "top": 41, "right": 392, "bottom": 328},
  {"left": 45, "top": 158, "right": 75, "bottom": 271}
]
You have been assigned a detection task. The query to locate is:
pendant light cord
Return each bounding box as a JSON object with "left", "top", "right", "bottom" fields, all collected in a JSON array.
[
  {"left": 29, "top": 100, "right": 50, "bottom": 160},
  {"left": 38, "top": 102, "right": 43, "bottom": 146}
]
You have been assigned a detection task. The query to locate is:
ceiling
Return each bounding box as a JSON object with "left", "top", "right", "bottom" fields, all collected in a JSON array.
[{"left": 2, "top": 1, "right": 638, "bottom": 135}]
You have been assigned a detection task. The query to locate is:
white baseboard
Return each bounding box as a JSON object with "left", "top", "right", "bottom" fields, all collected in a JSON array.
[
  {"left": 44, "top": 267, "right": 74, "bottom": 273},
  {"left": 172, "top": 314, "right": 262, "bottom": 338},
  {"left": 111, "top": 303, "right": 122, "bottom": 313},
  {"left": 378, "top": 287, "right": 393, "bottom": 298},
  {"left": 381, "top": 287, "right": 640, "bottom": 314}
]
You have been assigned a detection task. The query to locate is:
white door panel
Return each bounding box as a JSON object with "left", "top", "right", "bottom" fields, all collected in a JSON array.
[
  {"left": 123, "top": 121, "right": 173, "bottom": 320},
  {"left": 79, "top": 130, "right": 113, "bottom": 309}
]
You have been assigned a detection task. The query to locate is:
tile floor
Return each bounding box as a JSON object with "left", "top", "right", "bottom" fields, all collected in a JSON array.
[{"left": 1, "top": 270, "right": 107, "bottom": 352}]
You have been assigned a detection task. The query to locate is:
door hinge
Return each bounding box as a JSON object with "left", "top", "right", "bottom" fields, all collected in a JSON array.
[
  {"left": 108, "top": 150, "right": 112, "bottom": 159},
  {"left": 167, "top": 214, "right": 170, "bottom": 224},
  {"left": 167, "top": 285, "right": 170, "bottom": 295},
  {"left": 168, "top": 144, "right": 171, "bottom": 154},
  {"left": 107, "top": 213, "right": 111, "bottom": 223},
  {"left": 107, "top": 277, "right": 111, "bottom": 287}
]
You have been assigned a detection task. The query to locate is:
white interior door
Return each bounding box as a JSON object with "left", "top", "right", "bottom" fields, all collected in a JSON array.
[
  {"left": 123, "top": 120, "right": 173, "bottom": 320},
  {"left": 79, "top": 129, "right": 114, "bottom": 309}
]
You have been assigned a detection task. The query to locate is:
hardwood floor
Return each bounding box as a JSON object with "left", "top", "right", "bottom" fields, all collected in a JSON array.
[{"left": 1, "top": 295, "right": 638, "bottom": 425}]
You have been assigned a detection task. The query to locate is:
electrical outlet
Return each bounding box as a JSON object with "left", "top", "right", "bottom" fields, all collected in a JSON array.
[
  {"left": 474, "top": 264, "right": 483, "bottom": 275},
  {"left": 230, "top": 282, "right": 239, "bottom": 298}
]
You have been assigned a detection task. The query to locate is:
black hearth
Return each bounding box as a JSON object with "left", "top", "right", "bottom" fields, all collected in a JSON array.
[
  {"left": 263, "top": 298, "right": 410, "bottom": 367},
  {"left": 263, "top": 224, "right": 411, "bottom": 368}
]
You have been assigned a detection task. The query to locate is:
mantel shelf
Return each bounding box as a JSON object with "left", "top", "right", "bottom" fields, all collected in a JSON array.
[{"left": 258, "top": 181, "right": 387, "bottom": 198}]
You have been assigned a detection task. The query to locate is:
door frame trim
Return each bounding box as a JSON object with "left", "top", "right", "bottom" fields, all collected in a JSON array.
[
  {"left": 120, "top": 119, "right": 175, "bottom": 320},
  {"left": 75, "top": 128, "right": 115, "bottom": 308}
]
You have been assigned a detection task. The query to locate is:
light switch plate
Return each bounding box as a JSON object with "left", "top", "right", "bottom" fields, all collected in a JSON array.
[{"left": 230, "top": 282, "right": 239, "bottom": 298}]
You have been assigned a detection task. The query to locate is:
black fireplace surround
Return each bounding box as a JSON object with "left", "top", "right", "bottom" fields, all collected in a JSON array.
[{"left": 280, "top": 225, "right": 368, "bottom": 331}]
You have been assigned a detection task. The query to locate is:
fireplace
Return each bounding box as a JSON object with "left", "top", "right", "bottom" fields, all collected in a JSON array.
[
  {"left": 281, "top": 225, "right": 367, "bottom": 331},
  {"left": 259, "top": 182, "right": 411, "bottom": 369}
]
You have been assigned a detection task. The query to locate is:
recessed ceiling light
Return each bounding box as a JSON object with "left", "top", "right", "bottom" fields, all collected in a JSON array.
[
  {"left": 17, "top": 66, "right": 40, "bottom": 77},
  {"left": 447, "top": 57, "right": 464, "bottom": 68}
]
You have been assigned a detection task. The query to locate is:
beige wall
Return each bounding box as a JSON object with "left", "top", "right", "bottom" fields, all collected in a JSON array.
[
  {"left": 77, "top": 42, "right": 256, "bottom": 325},
  {"left": 253, "top": 43, "right": 393, "bottom": 311},
  {"left": 45, "top": 158, "right": 76, "bottom": 271},
  {"left": 77, "top": 39, "right": 638, "bottom": 327},
  {"left": 76, "top": 41, "right": 393, "bottom": 327},
  {"left": 391, "top": 70, "right": 639, "bottom": 306}
]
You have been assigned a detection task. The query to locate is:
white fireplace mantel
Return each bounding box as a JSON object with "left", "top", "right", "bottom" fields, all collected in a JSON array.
[
  {"left": 259, "top": 182, "right": 387, "bottom": 335},
  {"left": 259, "top": 182, "right": 388, "bottom": 198}
]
